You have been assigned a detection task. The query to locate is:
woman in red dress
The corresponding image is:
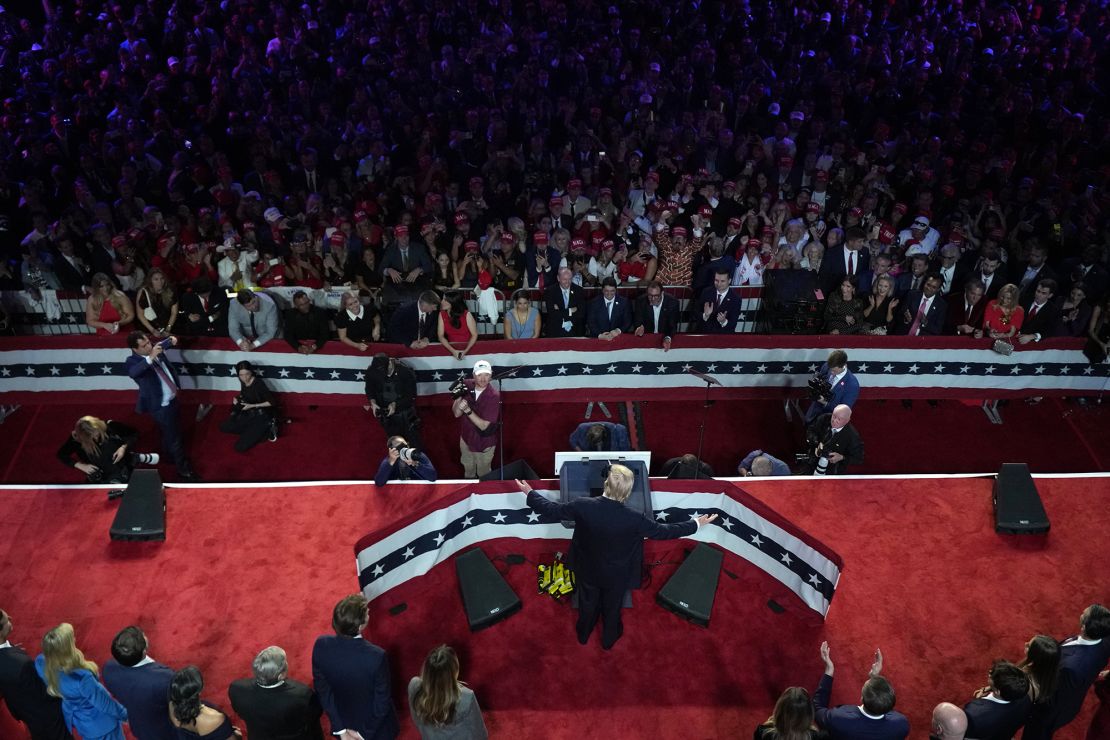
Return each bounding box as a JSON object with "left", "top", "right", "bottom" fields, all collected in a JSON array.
[
  {"left": 980, "top": 282, "right": 1024, "bottom": 340},
  {"left": 437, "top": 292, "right": 477, "bottom": 360},
  {"left": 85, "top": 273, "right": 135, "bottom": 336}
]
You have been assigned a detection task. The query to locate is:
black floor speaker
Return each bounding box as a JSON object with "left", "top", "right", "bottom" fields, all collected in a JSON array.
[
  {"left": 109, "top": 469, "right": 166, "bottom": 541},
  {"left": 994, "top": 463, "right": 1050, "bottom": 535},
  {"left": 656, "top": 543, "right": 723, "bottom": 627},
  {"left": 479, "top": 459, "right": 538, "bottom": 482},
  {"left": 455, "top": 548, "right": 521, "bottom": 631}
]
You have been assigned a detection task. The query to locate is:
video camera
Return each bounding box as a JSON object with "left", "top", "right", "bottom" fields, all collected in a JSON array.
[
  {"left": 448, "top": 377, "right": 469, "bottom": 400},
  {"left": 807, "top": 372, "right": 832, "bottom": 403}
]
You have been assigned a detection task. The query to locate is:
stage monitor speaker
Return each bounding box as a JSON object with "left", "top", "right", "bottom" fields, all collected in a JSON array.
[
  {"left": 479, "top": 459, "right": 538, "bottom": 482},
  {"left": 455, "top": 548, "right": 521, "bottom": 631},
  {"left": 993, "top": 463, "right": 1050, "bottom": 535},
  {"left": 656, "top": 543, "right": 723, "bottom": 627},
  {"left": 109, "top": 469, "right": 166, "bottom": 541}
]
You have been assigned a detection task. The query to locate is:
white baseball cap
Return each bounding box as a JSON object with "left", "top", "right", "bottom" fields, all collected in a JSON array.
[{"left": 473, "top": 360, "right": 492, "bottom": 376}]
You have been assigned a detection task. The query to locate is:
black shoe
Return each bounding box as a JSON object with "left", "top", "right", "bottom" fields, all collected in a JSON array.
[
  {"left": 107, "top": 489, "right": 126, "bottom": 500},
  {"left": 601, "top": 625, "right": 624, "bottom": 650},
  {"left": 179, "top": 470, "right": 201, "bottom": 482}
]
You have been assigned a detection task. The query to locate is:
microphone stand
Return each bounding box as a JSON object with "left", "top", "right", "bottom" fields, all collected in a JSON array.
[
  {"left": 686, "top": 368, "right": 721, "bottom": 480},
  {"left": 492, "top": 364, "right": 529, "bottom": 479}
]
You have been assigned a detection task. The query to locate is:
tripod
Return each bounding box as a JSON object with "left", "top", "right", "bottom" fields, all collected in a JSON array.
[
  {"left": 686, "top": 368, "right": 722, "bottom": 479},
  {"left": 492, "top": 364, "right": 528, "bottom": 479}
]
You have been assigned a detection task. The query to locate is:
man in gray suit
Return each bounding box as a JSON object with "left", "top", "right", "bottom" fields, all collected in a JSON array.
[{"left": 229, "top": 289, "right": 281, "bottom": 351}]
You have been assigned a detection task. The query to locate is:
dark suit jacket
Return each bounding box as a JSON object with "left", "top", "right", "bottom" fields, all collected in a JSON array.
[
  {"left": 585, "top": 295, "right": 632, "bottom": 337},
  {"left": 310, "top": 635, "right": 398, "bottom": 740},
  {"left": 805, "top": 364, "right": 860, "bottom": 423},
  {"left": 102, "top": 659, "right": 175, "bottom": 740},
  {"left": 978, "top": 272, "right": 1004, "bottom": 301},
  {"left": 543, "top": 283, "right": 587, "bottom": 337},
  {"left": 125, "top": 351, "right": 182, "bottom": 414},
  {"left": 1019, "top": 299, "right": 1061, "bottom": 338},
  {"left": 178, "top": 290, "right": 229, "bottom": 336},
  {"left": 228, "top": 677, "right": 323, "bottom": 740},
  {"left": 632, "top": 294, "right": 680, "bottom": 337},
  {"left": 284, "top": 306, "right": 331, "bottom": 350},
  {"left": 1045, "top": 637, "right": 1110, "bottom": 731},
  {"left": 380, "top": 242, "right": 432, "bottom": 276},
  {"left": 944, "top": 293, "right": 987, "bottom": 335},
  {"left": 525, "top": 491, "right": 696, "bottom": 590},
  {"left": 963, "top": 694, "right": 1032, "bottom": 740},
  {"left": 896, "top": 291, "right": 947, "bottom": 336},
  {"left": 813, "top": 674, "right": 909, "bottom": 739},
  {"left": 385, "top": 300, "right": 437, "bottom": 346},
  {"left": 695, "top": 287, "right": 742, "bottom": 333},
  {"left": 894, "top": 272, "right": 929, "bottom": 300},
  {"left": 818, "top": 246, "right": 869, "bottom": 295},
  {"left": 1061, "top": 258, "right": 1109, "bottom": 301},
  {"left": 51, "top": 251, "right": 93, "bottom": 292},
  {"left": 1012, "top": 262, "right": 1059, "bottom": 306},
  {"left": 0, "top": 644, "right": 70, "bottom": 740},
  {"left": 807, "top": 415, "right": 864, "bottom": 474}
]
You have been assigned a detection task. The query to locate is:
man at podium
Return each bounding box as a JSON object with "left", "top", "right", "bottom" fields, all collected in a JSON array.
[{"left": 515, "top": 466, "right": 716, "bottom": 649}]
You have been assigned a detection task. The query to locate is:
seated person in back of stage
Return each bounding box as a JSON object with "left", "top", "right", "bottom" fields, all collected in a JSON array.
[
  {"left": 754, "top": 686, "right": 829, "bottom": 739},
  {"left": 374, "top": 436, "right": 437, "bottom": 486},
  {"left": 57, "top": 416, "right": 159, "bottom": 484},
  {"left": 962, "top": 660, "right": 1031, "bottom": 740},
  {"left": 229, "top": 289, "right": 280, "bottom": 351},
  {"left": 569, "top": 422, "right": 631, "bottom": 452},
  {"left": 659, "top": 454, "right": 713, "bottom": 479},
  {"left": 814, "top": 642, "right": 909, "bottom": 739},
  {"left": 284, "top": 290, "right": 331, "bottom": 354},
  {"left": 179, "top": 277, "right": 228, "bottom": 336},
  {"left": 737, "top": 450, "right": 792, "bottom": 477}
]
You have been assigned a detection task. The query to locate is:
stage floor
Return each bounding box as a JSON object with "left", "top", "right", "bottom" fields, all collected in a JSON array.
[{"left": 2, "top": 475, "right": 1108, "bottom": 739}]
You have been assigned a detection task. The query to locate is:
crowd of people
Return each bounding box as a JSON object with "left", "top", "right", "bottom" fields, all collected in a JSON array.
[
  {"left": 2, "top": 602, "right": 1107, "bottom": 739},
  {"left": 1, "top": 0, "right": 1109, "bottom": 363}
]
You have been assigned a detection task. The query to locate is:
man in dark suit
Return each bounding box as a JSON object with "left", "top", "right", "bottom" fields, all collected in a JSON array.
[
  {"left": 385, "top": 291, "right": 439, "bottom": 348},
  {"left": 0, "top": 609, "right": 71, "bottom": 740},
  {"left": 586, "top": 278, "right": 632, "bottom": 339},
  {"left": 897, "top": 275, "right": 947, "bottom": 336},
  {"left": 311, "top": 595, "right": 398, "bottom": 740},
  {"left": 516, "top": 467, "right": 715, "bottom": 649},
  {"left": 568, "top": 422, "right": 631, "bottom": 452},
  {"left": 543, "top": 267, "right": 587, "bottom": 337},
  {"left": 1027, "top": 603, "right": 1110, "bottom": 737},
  {"left": 819, "top": 226, "right": 869, "bottom": 295},
  {"left": 962, "top": 660, "right": 1031, "bottom": 740},
  {"left": 379, "top": 227, "right": 433, "bottom": 302},
  {"left": 695, "top": 269, "right": 742, "bottom": 333},
  {"left": 125, "top": 331, "right": 199, "bottom": 481},
  {"left": 51, "top": 238, "right": 93, "bottom": 292},
  {"left": 1061, "top": 245, "right": 1110, "bottom": 301},
  {"left": 973, "top": 249, "right": 1005, "bottom": 302},
  {"left": 632, "top": 280, "right": 680, "bottom": 350},
  {"left": 806, "top": 405, "right": 865, "bottom": 475},
  {"left": 895, "top": 254, "right": 932, "bottom": 301},
  {"left": 230, "top": 645, "right": 323, "bottom": 740},
  {"left": 814, "top": 642, "right": 909, "bottom": 739},
  {"left": 805, "top": 349, "right": 860, "bottom": 424},
  {"left": 1017, "top": 278, "right": 1061, "bottom": 345},
  {"left": 1012, "top": 244, "right": 1058, "bottom": 307},
  {"left": 945, "top": 279, "right": 987, "bottom": 336},
  {"left": 178, "top": 277, "right": 228, "bottom": 336},
  {"left": 102, "top": 626, "right": 175, "bottom": 740},
  {"left": 284, "top": 290, "right": 331, "bottom": 353}
]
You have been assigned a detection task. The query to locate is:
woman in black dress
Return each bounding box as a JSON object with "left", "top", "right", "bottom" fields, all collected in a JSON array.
[
  {"left": 169, "top": 666, "right": 239, "bottom": 740},
  {"left": 56, "top": 416, "right": 159, "bottom": 483},
  {"left": 334, "top": 290, "right": 382, "bottom": 351},
  {"left": 219, "top": 360, "right": 277, "bottom": 452}
]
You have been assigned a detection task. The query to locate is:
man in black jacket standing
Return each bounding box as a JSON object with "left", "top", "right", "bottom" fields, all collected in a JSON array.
[
  {"left": 102, "top": 626, "right": 176, "bottom": 740},
  {"left": 516, "top": 466, "right": 716, "bottom": 649},
  {"left": 229, "top": 646, "right": 323, "bottom": 740},
  {"left": 0, "top": 609, "right": 71, "bottom": 740},
  {"left": 632, "top": 280, "right": 679, "bottom": 350}
]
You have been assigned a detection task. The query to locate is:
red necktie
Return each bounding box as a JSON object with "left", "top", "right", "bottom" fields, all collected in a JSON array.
[
  {"left": 1029, "top": 303, "right": 1039, "bottom": 319},
  {"left": 908, "top": 299, "right": 928, "bottom": 336},
  {"left": 847, "top": 251, "right": 855, "bottom": 274},
  {"left": 151, "top": 358, "right": 177, "bottom": 400}
]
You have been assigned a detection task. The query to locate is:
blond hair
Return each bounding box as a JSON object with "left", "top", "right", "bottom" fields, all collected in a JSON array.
[
  {"left": 72, "top": 416, "right": 108, "bottom": 457},
  {"left": 604, "top": 464, "right": 635, "bottom": 502},
  {"left": 89, "top": 273, "right": 128, "bottom": 314},
  {"left": 41, "top": 623, "right": 98, "bottom": 697}
]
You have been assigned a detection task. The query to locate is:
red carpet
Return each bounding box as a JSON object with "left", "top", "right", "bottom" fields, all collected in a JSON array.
[
  {"left": 1, "top": 477, "right": 1107, "bottom": 738},
  {"left": 1, "top": 396, "right": 1107, "bottom": 484}
]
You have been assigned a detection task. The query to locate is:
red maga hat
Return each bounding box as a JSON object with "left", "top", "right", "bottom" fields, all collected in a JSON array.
[
  {"left": 671, "top": 226, "right": 688, "bottom": 238},
  {"left": 464, "top": 240, "right": 480, "bottom": 252},
  {"left": 394, "top": 224, "right": 409, "bottom": 236},
  {"left": 533, "top": 232, "right": 549, "bottom": 244},
  {"left": 453, "top": 211, "right": 469, "bottom": 225},
  {"left": 728, "top": 216, "right": 742, "bottom": 227}
]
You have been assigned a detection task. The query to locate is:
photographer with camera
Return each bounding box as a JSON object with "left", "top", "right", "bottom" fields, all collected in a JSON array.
[
  {"left": 451, "top": 360, "right": 501, "bottom": 478},
  {"left": 803, "top": 405, "right": 864, "bottom": 476},
  {"left": 804, "top": 349, "right": 860, "bottom": 425},
  {"left": 57, "top": 416, "right": 159, "bottom": 485},
  {"left": 373, "top": 435, "right": 437, "bottom": 486},
  {"left": 125, "top": 331, "right": 199, "bottom": 481},
  {"left": 365, "top": 353, "right": 422, "bottom": 447}
]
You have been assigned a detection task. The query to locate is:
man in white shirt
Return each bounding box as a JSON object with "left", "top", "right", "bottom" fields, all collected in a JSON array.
[
  {"left": 217, "top": 243, "right": 260, "bottom": 290},
  {"left": 898, "top": 216, "right": 940, "bottom": 257}
]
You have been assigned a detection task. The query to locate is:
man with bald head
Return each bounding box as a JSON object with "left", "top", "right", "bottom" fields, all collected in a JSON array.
[
  {"left": 543, "top": 266, "right": 586, "bottom": 337},
  {"left": 931, "top": 702, "right": 967, "bottom": 739},
  {"left": 806, "top": 404, "right": 864, "bottom": 475}
]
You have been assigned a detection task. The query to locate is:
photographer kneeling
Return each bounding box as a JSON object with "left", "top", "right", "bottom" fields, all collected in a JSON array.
[
  {"left": 374, "top": 436, "right": 437, "bottom": 486},
  {"left": 219, "top": 360, "right": 278, "bottom": 452},
  {"left": 57, "top": 416, "right": 159, "bottom": 486},
  {"left": 802, "top": 404, "right": 864, "bottom": 476}
]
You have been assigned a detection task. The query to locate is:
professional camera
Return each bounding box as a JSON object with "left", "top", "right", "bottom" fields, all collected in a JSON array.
[
  {"left": 448, "top": 377, "right": 469, "bottom": 400},
  {"left": 807, "top": 372, "right": 832, "bottom": 403},
  {"left": 392, "top": 442, "right": 420, "bottom": 464}
]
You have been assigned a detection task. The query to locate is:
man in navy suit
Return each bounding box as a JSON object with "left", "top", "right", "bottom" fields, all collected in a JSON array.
[
  {"left": 696, "top": 269, "right": 742, "bottom": 333},
  {"left": 1017, "top": 279, "right": 1061, "bottom": 345},
  {"left": 1026, "top": 604, "right": 1110, "bottom": 738},
  {"left": 819, "top": 226, "right": 869, "bottom": 295},
  {"left": 385, "top": 291, "right": 439, "bottom": 348},
  {"left": 102, "top": 626, "right": 175, "bottom": 740},
  {"left": 814, "top": 642, "right": 910, "bottom": 739},
  {"left": 962, "top": 660, "right": 1031, "bottom": 740},
  {"left": 311, "top": 594, "right": 398, "bottom": 740},
  {"left": 516, "top": 468, "right": 716, "bottom": 649},
  {"left": 586, "top": 278, "right": 632, "bottom": 339},
  {"left": 229, "top": 646, "right": 322, "bottom": 740},
  {"left": 897, "top": 275, "right": 947, "bottom": 336},
  {"left": 805, "top": 349, "right": 860, "bottom": 424},
  {"left": 0, "top": 609, "right": 71, "bottom": 740},
  {"left": 125, "top": 332, "right": 198, "bottom": 481}
]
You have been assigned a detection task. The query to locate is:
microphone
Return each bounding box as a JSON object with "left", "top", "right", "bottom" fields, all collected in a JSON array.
[{"left": 686, "top": 367, "right": 722, "bottom": 386}]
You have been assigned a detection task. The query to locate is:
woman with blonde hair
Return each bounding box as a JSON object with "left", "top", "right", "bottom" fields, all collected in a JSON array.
[
  {"left": 35, "top": 623, "right": 128, "bottom": 740},
  {"left": 981, "top": 282, "right": 1024, "bottom": 340},
  {"left": 56, "top": 415, "right": 159, "bottom": 483},
  {"left": 85, "top": 272, "right": 135, "bottom": 336},
  {"left": 135, "top": 267, "right": 179, "bottom": 337},
  {"left": 408, "top": 645, "right": 488, "bottom": 739}
]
